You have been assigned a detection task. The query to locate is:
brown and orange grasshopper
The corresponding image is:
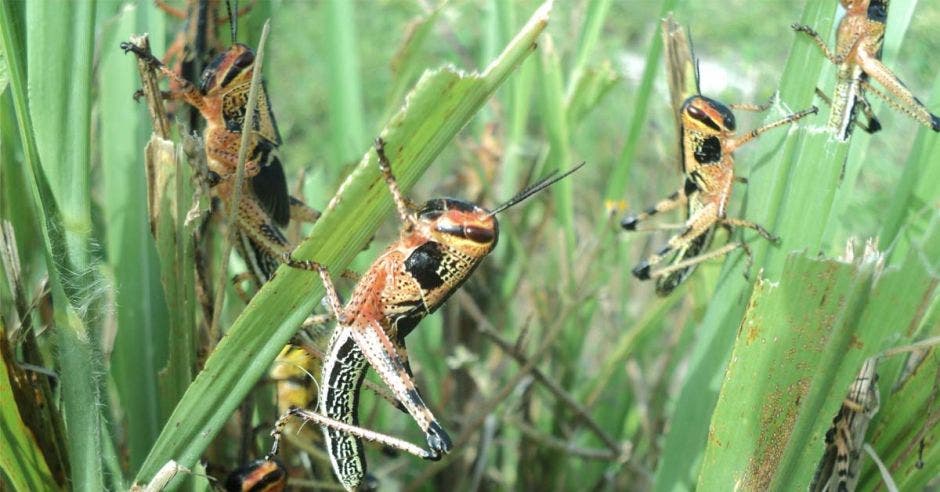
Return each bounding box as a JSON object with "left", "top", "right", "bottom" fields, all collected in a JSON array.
[
  {"left": 621, "top": 17, "right": 817, "bottom": 296},
  {"left": 121, "top": 30, "right": 319, "bottom": 289},
  {"left": 266, "top": 138, "right": 584, "bottom": 490},
  {"left": 792, "top": 0, "right": 940, "bottom": 141}
]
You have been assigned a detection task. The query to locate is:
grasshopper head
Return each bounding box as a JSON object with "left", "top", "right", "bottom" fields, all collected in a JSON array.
[
  {"left": 417, "top": 199, "right": 499, "bottom": 258},
  {"left": 199, "top": 43, "right": 256, "bottom": 94},
  {"left": 682, "top": 95, "right": 736, "bottom": 135},
  {"left": 408, "top": 161, "right": 584, "bottom": 261}
]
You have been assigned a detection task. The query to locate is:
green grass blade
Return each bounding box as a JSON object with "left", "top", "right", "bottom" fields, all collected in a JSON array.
[
  {"left": 536, "top": 37, "right": 575, "bottom": 256},
  {"left": 565, "top": 0, "right": 612, "bottom": 99},
  {"left": 780, "top": 222, "right": 939, "bottom": 484},
  {"left": 386, "top": 6, "right": 441, "bottom": 116},
  {"left": 152, "top": 141, "right": 198, "bottom": 422},
  {"left": 698, "top": 212, "right": 939, "bottom": 488},
  {"left": 325, "top": 0, "right": 367, "bottom": 166},
  {"left": 695, "top": 253, "right": 865, "bottom": 487},
  {"left": 135, "top": 2, "right": 551, "bottom": 483},
  {"left": 862, "top": 324, "right": 939, "bottom": 489},
  {"left": 852, "top": 216, "right": 940, "bottom": 490},
  {"left": 98, "top": 4, "right": 171, "bottom": 471},
  {"left": 603, "top": 0, "right": 680, "bottom": 202},
  {"left": 879, "top": 74, "right": 940, "bottom": 245},
  {"left": 565, "top": 61, "right": 618, "bottom": 126},
  {"left": 0, "top": 96, "right": 42, "bottom": 267},
  {"left": 26, "top": 1, "right": 96, "bottom": 266},
  {"left": 495, "top": 0, "right": 537, "bottom": 201},
  {"left": 0, "top": 47, "right": 7, "bottom": 93},
  {"left": 751, "top": 3, "right": 842, "bottom": 277},
  {"left": 0, "top": 2, "right": 107, "bottom": 489}
]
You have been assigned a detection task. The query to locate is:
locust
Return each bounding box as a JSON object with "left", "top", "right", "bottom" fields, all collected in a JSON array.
[
  {"left": 809, "top": 333, "right": 940, "bottom": 491},
  {"left": 792, "top": 0, "right": 940, "bottom": 141},
  {"left": 810, "top": 357, "right": 881, "bottom": 492},
  {"left": 121, "top": 33, "right": 319, "bottom": 289},
  {"left": 123, "top": 26, "right": 328, "bottom": 475},
  {"left": 266, "top": 137, "right": 584, "bottom": 490},
  {"left": 621, "top": 17, "right": 817, "bottom": 296}
]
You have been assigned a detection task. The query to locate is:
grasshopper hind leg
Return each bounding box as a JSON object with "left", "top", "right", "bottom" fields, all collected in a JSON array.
[{"left": 652, "top": 231, "right": 713, "bottom": 296}]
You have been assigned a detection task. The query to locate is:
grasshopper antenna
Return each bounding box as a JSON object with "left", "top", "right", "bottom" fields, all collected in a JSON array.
[
  {"left": 487, "top": 161, "right": 586, "bottom": 217},
  {"left": 682, "top": 23, "right": 702, "bottom": 95},
  {"left": 226, "top": 0, "right": 238, "bottom": 43}
]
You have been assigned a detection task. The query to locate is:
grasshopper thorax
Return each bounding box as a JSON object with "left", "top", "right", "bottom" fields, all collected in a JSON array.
[
  {"left": 416, "top": 198, "right": 498, "bottom": 257},
  {"left": 199, "top": 43, "right": 255, "bottom": 94},
  {"left": 682, "top": 95, "right": 736, "bottom": 133}
]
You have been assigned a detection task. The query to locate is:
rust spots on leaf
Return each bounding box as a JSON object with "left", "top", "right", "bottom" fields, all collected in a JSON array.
[
  {"left": 848, "top": 334, "right": 864, "bottom": 350},
  {"left": 739, "top": 279, "right": 771, "bottom": 345},
  {"left": 906, "top": 279, "right": 938, "bottom": 337},
  {"left": 746, "top": 322, "right": 761, "bottom": 345},
  {"left": 707, "top": 427, "right": 724, "bottom": 449},
  {"left": 744, "top": 377, "right": 810, "bottom": 489}
]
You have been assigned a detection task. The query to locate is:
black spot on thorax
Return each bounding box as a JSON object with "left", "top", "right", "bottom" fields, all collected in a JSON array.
[
  {"left": 405, "top": 241, "right": 446, "bottom": 291},
  {"left": 868, "top": 0, "right": 887, "bottom": 23},
  {"left": 694, "top": 136, "right": 722, "bottom": 164}
]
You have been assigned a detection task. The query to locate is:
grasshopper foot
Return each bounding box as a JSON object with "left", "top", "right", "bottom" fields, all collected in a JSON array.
[
  {"left": 423, "top": 421, "right": 452, "bottom": 461},
  {"left": 620, "top": 214, "right": 639, "bottom": 231}
]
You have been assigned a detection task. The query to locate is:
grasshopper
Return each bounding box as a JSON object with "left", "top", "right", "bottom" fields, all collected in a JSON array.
[
  {"left": 810, "top": 357, "right": 880, "bottom": 492},
  {"left": 792, "top": 0, "right": 940, "bottom": 141},
  {"left": 266, "top": 138, "right": 584, "bottom": 490},
  {"left": 621, "top": 18, "right": 817, "bottom": 296},
  {"left": 809, "top": 335, "right": 940, "bottom": 490},
  {"left": 121, "top": 34, "right": 320, "bottom": 288}
]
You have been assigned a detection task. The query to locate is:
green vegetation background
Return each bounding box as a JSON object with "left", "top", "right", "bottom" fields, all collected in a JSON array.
[{"left": 1, "top": 0, "right": 938, "bottom": 490}]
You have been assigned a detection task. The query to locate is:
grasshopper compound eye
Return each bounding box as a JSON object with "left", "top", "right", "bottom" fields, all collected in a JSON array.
[
  {"left": 420, "top": 199, "right": 499, "bottom": 246},
  {"left": 232, "top": 49, "right": 255, "bottom": 71},
  {"left": 462, "top": 225, "right": 495, "bottom": 243}
]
